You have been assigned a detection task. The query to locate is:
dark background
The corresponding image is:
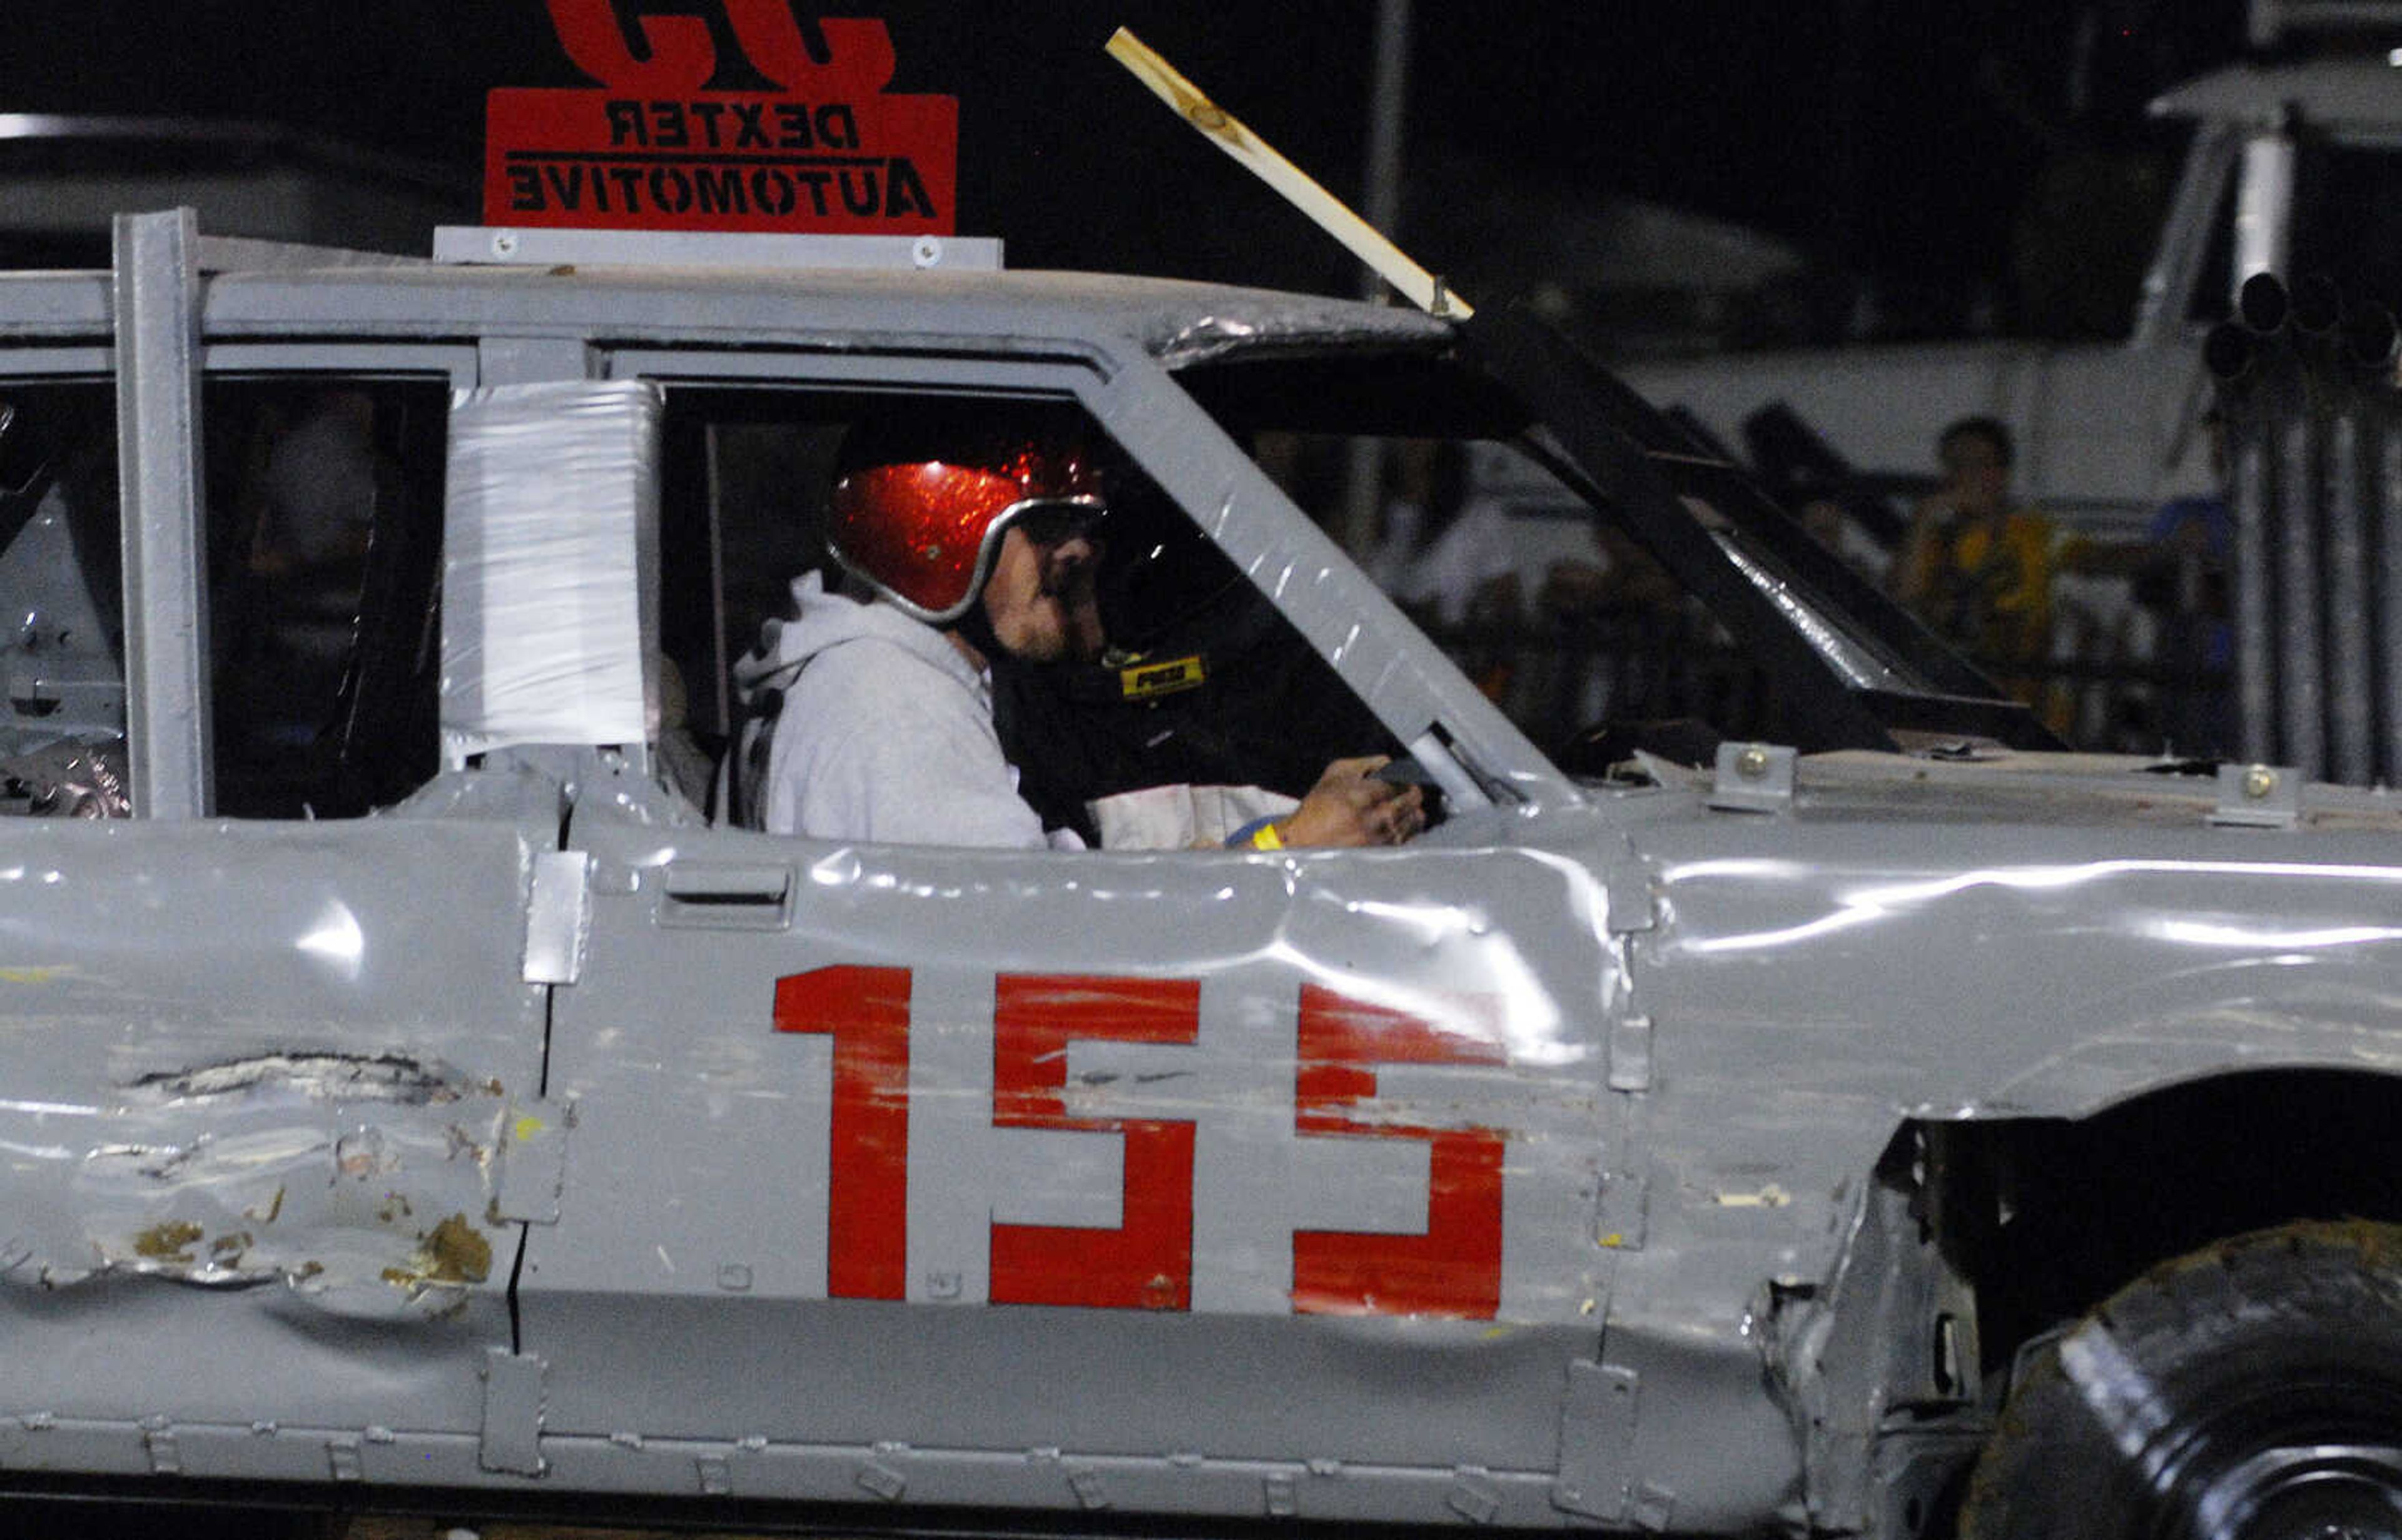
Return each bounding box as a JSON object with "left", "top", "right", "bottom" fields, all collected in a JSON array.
[{"left": 1, "top": 1, "right": 2253, "bottom": 340}]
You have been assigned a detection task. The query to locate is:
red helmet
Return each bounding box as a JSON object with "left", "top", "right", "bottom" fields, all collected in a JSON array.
[{"left": 827, "top": 407, "right": 1108, "bottom": 624}]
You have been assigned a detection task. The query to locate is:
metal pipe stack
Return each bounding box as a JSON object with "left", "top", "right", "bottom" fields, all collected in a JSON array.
[{"left": 2209, "top": 272, "right": 2402, "bottom": 784}]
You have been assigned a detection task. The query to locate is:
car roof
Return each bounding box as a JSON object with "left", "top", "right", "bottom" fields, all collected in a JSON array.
[{"left": 0, "top": 239, "right": 1459, "bottom": 369}]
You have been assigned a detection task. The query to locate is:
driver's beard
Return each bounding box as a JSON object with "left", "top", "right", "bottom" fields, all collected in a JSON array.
[{"left": 950, "top": 594, "right": 1005, "bottom": 667}]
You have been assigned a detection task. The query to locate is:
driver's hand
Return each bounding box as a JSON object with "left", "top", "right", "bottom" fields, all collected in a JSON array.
[{"left": 1280, "top": 756, "right": 1425, "bottom": 848}]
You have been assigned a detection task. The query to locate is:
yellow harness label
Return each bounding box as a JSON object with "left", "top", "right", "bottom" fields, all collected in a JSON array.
[{"left": 1119, "top": 656, "right": 1207, "bottom": 700}]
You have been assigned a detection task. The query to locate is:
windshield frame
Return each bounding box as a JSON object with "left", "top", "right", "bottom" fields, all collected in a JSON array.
[{"left": 1174, "top": 305, "right": 2061, "bottom": 762}]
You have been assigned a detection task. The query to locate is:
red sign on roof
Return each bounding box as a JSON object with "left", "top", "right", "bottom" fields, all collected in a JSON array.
[{"left": 485, "top": 3, "right": 956, "bottom": 234}]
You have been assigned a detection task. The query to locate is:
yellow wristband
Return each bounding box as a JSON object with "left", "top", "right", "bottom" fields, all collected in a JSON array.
[{"left": 1249, "top": 820, "right": 1284, "bottom": 851}]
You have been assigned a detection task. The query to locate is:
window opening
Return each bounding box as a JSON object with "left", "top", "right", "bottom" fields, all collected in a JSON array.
[
  {"left": 207, "top": 378, "right": 448, "bottom": 818},
  {"left": 0, "top": 376, "right": 447, "bottom": 821},
  {"left": 656, "top": 385, "right": 1401, "bottom": 844}
]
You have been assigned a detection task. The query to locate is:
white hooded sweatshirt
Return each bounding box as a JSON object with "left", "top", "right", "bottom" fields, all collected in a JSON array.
[{"left": 732, "top": 572, "right": 1077, "bottom": 849}]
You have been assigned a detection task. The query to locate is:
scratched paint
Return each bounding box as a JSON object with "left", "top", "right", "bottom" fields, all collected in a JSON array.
[{"left": 0, "top": 1051, "right": 514, "bottom": 1317}]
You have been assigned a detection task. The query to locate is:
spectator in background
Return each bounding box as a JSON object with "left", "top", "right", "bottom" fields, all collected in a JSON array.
[{"left": 1890, "top": 415, "right": 2079, "bottom": 726}]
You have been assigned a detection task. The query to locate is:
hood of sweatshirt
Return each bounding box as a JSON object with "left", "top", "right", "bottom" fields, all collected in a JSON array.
[{"left": 732, "top": 570, "right": 978, "bottom": 708}]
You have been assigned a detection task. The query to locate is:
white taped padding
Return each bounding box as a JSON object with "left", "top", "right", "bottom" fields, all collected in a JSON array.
[{"left": 441, "top": 380, "right": 662, "bottom": 760}]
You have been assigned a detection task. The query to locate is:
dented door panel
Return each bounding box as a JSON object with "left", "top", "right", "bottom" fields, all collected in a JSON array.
[
  {"left": 1631, "top": 814, "right": 2402, "bottom": 1126},
  {"left": 0, "top": 806, "right": 553, "bottom": 1437},
  {"left": 515, "top": 806, "right": 1644, "bottom": 1521}
]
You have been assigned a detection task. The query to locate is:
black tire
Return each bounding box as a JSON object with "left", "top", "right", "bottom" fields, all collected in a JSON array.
[{"left": 1962, "top": 1221, "right": 2402, "bottom": 1540}]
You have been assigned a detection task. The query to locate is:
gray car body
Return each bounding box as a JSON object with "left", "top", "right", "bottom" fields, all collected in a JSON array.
[{"left": 0, "top": 214, "right": 2396, "bottom": 1534}]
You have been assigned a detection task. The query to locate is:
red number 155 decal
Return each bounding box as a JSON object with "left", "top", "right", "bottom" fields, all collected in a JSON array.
[{"left": 773, "top": 967, "right": 1505, "bottom": 1319}]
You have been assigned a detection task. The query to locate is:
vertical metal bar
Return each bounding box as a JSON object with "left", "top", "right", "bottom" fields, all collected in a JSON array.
[
  {"left": 1359, "top": 0, "right": 1409, "bottom": 245},
  {"left": 2275, "top": 402, "right": 2324, "bottom": 776},
  {"left": 2379, "top": 405, "right": 2402, "bottom": 784},
  {"left": 704, "top": 420, "right": 732, "bottom": 739},
  {"left": 2236, "top": 132, "right": 2297, "bottom": 301},
  {"left": 2363, "top": 406, "right": 2402, "bottom": 778},
  {"left": 2323, "top": 405, "right": 2374, "bottom": 783},
  {"left": 1340, "top": 0, "right": 1412, "bottom": 559},
  {"left": 2229, "top": 413, "right": 2276, "bottom": 764},
  {"left": 111, "top": 208, "right": 211, "bottom": 819}
]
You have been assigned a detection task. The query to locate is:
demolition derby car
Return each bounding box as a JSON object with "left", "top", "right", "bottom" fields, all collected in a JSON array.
[{"left": 0, "top": 213, "right": 2396, "bottom": 1540}]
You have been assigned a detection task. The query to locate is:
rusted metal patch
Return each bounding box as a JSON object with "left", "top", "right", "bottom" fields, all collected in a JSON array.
[{"left": 380, "top": 1213, "right": 494, "bottom": 1295}]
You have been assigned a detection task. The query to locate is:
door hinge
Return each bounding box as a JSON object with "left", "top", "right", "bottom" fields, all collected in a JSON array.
[
  {"left": 1604, "top": 859, "right": 1658, "bottom": 935},
  {"left": 480, "top": 1348, "right": 548, "bottom": 1476},
  {"left": 495, "top": 1096, "right": 571, "bottom": 1225},
  {"left": 1553, "top": 1359, "right": 1639, "bottom": 1521},
  {"left": 1608, "top": 1014, "right": 1653, "bottom": 1092}
]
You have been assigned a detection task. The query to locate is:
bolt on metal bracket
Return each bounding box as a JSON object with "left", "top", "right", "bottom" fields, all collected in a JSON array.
[
  {"left": 1707, "top": 742, "right": 1796, "bottom": 812},
  {"left": 2207, "top": 762, "right": 2301, "bottom": 828}
]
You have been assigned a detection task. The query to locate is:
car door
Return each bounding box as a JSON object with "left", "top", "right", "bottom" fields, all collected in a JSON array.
[
  {"left": 0, "top": 306, "right": 556, "bottom": 1483},
  {"left": 515, "top": 347, "right": 1638, "bottom": 1522}
]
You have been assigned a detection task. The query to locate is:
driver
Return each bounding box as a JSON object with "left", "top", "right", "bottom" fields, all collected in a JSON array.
[{"left": 733, "top": 404, "right": 1422, "bottom": 851}]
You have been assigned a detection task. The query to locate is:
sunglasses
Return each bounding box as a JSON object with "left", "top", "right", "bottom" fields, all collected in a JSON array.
[{"left": 1011, "top": 498, "right": 1109, "bottom": 545}]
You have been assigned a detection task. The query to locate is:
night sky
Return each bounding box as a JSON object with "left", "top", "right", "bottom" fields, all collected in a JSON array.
[{"left": 3, "top": 2, "right": 2252, "bottom": 332}]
